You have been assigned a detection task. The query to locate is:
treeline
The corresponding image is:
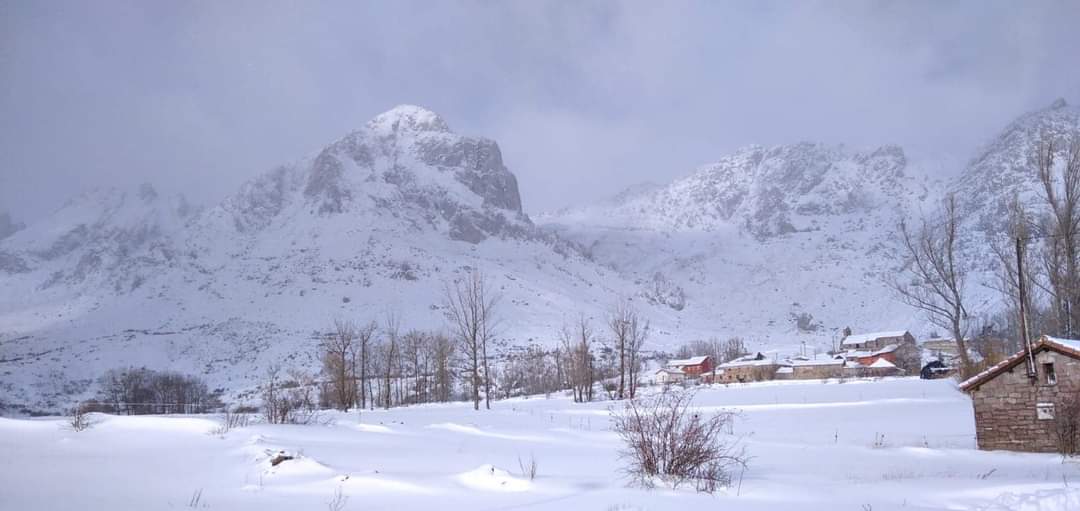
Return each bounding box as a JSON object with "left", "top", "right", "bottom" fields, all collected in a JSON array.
[
  {"left": 77, "top": 271, "right": 660, "bottom": 418},
  {"left": 83, "top": 367, "right": 221, "bottom": 415},
  {"left": 315, "top": 270, "right": 653, "bottom": 412}
]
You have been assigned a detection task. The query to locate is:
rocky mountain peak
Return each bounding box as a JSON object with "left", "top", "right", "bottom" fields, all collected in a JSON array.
[{"left": 367, "top": 104, "right": 451, "bottom": 135}]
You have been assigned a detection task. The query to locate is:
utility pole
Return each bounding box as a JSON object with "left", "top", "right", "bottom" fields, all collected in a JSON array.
[{"left": 1016, "top": 236, "right": 1035, "bottom": 377}]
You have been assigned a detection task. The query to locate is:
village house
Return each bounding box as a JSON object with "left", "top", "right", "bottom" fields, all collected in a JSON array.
[
  {"left": 959, "top": 335, "right": 1080, "bottom": 453},
  {"left": 713, "top": 353, "right": 781, "bottom": 383},
  {"left": 790, "top": 356, "right": 845, "bottom": 379},
  {"left": 840, "top": 330, "right": 920, "bottom": 373},
  {"left": 667, "top": 356, "right": 713, "bottom": 377},
  {"left": 922, "top": 338, "right": 960, "bottom": 357},
  {"left": 653, "top": 367, "right": 686, "bottom": 385}
]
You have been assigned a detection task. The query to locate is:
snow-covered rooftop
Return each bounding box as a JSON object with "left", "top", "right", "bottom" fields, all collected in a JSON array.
[
  {"left": 792, "top": 358, "right": 844, "bottom": 367},
  {"left": 668, "top": 356, "right": 709, "bottom": 367},
  {"left": 869, "top": 358, "right": 896, "bottom": 368},
  {"left": 720, "top": 353, "right": 776, "bottom": 368},
  {"left": 1045, "top": 336, "right": 1080, "bottom": 352},
  {"left": 841, "top": 330, "right": 908, "bottom": 346}
]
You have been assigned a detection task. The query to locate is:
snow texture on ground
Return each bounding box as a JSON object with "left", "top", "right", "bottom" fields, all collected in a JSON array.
[{"left": 2, "top": 377, "right": 1078, "bottom": 511}]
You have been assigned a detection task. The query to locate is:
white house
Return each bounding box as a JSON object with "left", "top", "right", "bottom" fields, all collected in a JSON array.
[{"left": 654, "top": 367, "right": 686, "bottom": 385}]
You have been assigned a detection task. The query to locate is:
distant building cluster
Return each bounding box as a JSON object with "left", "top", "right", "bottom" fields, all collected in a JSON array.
[{"left": 654, "top": 330, "right": 920, "bottom": 385}]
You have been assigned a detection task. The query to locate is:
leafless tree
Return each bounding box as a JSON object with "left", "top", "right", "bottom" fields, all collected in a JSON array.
[
  {"left": 262, "top": 365, "right": 318, "bottom": 424},
  {"left": 1036, "top": 138, "right": 1080, "bottom": 338},
  {"left": 381, "top": 313, "right": 400, "bottom": 410},
  {"left": 988, "top": 196, "right": 1038, "bottom": 355},
  {"left": 611, "top": 390, "right": 747, "bottom": 493},
  {"left": 321, "top": 319, "right": 358, "bottom": 411},
  {"left": 891, "top": 194, "right": 974, "bottom": 376},
  {"left": 609, "top": 299, "right": 648, "bottom": 399},
  {"left": 445, "top": 270, "right": 500, "bottom": 410},
  {"left": 721, "top": 337, "right": 748, "bottom": 363},
  {"left": 429, "top": 331, "right": 455, "bottom": 402},
  {"left": 354, "top": 321, "right": 376, "bottom": 410},
  {"left": 560, "top": 315, "right": 595, "bottom": 403}
]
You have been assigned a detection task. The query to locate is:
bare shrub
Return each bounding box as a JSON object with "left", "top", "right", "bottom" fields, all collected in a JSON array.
[
  {"left": 517, "top": 453, "right": 538, "bottom": 480},
  {"left": 1053, "top": 389, "right": 1080, "bottom": 457},
  {"left": 210, "top": 406, "right": 252, "bottom": 436},
  {"left": 327, "top": 486, "right": 348, "bottom": 511},
  {"left": 610, "top": 390, "right": 747, "bottom": 492},
  {"left": 68, "top": 402, "right": 93, "bottom": 432},
  {"left": 187, "top": 488, "right": 205, "bottom": 508},
  {"left": 262, "top": 365, "right": 319, "bottom": 425}
]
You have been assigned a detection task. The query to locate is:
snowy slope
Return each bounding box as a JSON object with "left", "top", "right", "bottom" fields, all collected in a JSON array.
[
  {"left": 540, "top": 142, "right": 938, "bottom": 347},
  {"left": 0, "top": 106, "right": 657, "bottom": 411},
  {"left": 2, "top": 102, "right": 1079, "bottom": 411},
  {"left": 3, "top": 379, "right": 1078, "bottom": 510}
]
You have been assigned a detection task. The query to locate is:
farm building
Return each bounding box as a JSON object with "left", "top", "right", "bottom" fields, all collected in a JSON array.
[
  {"left": 959, "top": 335, "right": 1080, "bottom": 453},
  {"left": 666, "top": 356, "right": 713, "bottom": 377},
  {"left": 790, "top": 357, "right": 845, "bottom": 379},
  {"left": 653, "top": 367, "right": 686, "bottom": 385},
  {"left": 840, "top": 330, "right": 920, "bottom": 372},
  {"left": 714, "top": 353, "right": 781, "bottom": 383}
]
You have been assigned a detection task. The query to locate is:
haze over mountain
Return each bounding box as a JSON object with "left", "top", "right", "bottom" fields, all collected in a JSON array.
[{"left": 1, "top": 100, "right": 1079, "bottom": 411}]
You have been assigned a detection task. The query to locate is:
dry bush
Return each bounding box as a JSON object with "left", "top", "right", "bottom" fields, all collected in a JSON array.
[
  {"left": 327, "top": 486, "right": 348, "bottom": 511},
  {"left": 262, "top": 366, "right": 319, "bottom": 425},
  {"left": 1053, "top": 389, "right": 1080, "bottom": 457},
  {"left": 518, "top": 453, "right": 538, "bottom": 480},
  {"left": 68, "top": 402, "right": 93, "bottom": 432},
  {"left": 610, "top": 390, "right": 747, "bottom": 493},
  {"left": 210, "top": 406, "right": 252, "bottom": 436}
]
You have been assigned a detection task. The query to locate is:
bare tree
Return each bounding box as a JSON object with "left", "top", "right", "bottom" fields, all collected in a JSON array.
[
  {"left": 988, "top": 196, "right": 1038, "bottom": 355},
  {"left": 891, "top": 194, "right": 974, "bottom": 376},
  {"left": 445, "top": 270, "right": 500, "bottom": 411},
  {"left": 560, "top": 315, "right": 595, "bottom": 403},
  {"left": 320, "top": 319, "right": 357, "bottom": 411},
  {"left": 1037, "top": 138, "right": 1080, "bottom": 338},
  {"left": 611, "top": 390, "right": 747, "bottom": 493},
  {"left": 429, "top": 331, "right": 455, "bottom": 403},
  {"left": 721, "top": 337, "right": 748, "bottom": 363},
  {"left": 354, "top": 321, "right": 376, "bottom": 410},
  {"left": 608, "top": 299, "right": 648, "bottom": 399},
  {"left": 381, "top": 313, "right": 400, "bottom": 410}
]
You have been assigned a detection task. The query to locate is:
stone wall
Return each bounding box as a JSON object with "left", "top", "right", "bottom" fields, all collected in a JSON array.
[
  {"left": 792, "top": 364, "right": 844, "bottom": 380},
  {"left": 717, "top": 364, "right": 778, "bottom": 383},
  {"left": 970, "top": 350, "right": 1080, "bottom": 452}
]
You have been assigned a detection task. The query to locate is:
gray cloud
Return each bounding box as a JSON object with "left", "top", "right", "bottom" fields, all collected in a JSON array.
[{"left": 2, "top": 0, "right": 1078, "bottom": 219}]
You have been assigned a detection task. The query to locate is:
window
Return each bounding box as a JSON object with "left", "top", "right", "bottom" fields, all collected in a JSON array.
[
  {"left": 1037, "top": 403, "right": 1055, "bottom": 420},
  {"left": 1043, "top": 362, "right": 1057, "bottom": 385}
]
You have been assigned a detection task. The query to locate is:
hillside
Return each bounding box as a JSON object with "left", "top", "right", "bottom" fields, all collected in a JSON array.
[{"left": 2, "top": 101, "right": 1079, "bottom": 411}]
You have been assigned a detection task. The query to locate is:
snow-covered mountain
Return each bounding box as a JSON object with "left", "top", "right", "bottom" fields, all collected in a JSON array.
[
  {"left": 539, "top": 142, "right": 933, "bottom": 345},
  {"left": 0, "top": 106, "right": 645, "bottom": 411},
  {"left": 2, "top": 101, "right": 1078, "bottom": 412}
]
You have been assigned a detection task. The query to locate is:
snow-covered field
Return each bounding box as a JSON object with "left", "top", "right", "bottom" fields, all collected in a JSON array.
[{"left": 2, "top": 378, "right": 1078, "bottom": 511}]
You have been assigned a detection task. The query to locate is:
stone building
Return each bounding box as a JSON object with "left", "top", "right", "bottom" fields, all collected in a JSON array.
[
  {"left": 714, "top": 353, "right": 780, "bottom": 383},
  {"left": 959, "top": 336, "right": 1080, "bottom": 453},
  {"left": 790, "top": 357, "right": 845, "bottom": 379},
  {"left": 840, "top": 330, "right": 920, "bottom": 373}
]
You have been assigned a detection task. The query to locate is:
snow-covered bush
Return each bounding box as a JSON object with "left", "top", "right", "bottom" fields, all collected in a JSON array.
[{"left": 610, "top": 390, "right": 747, "bottom": 493}]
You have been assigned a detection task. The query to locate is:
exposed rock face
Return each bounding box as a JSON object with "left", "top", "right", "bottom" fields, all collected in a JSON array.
[
  {"left": 547, "top": 142, "right": 912, "bottom": 240},
  {"left": 951, "top": 99, "right": 1080, "bottom": 236},
  {"left": 292, "top": 105, "right": 526, "bottom": 242}
]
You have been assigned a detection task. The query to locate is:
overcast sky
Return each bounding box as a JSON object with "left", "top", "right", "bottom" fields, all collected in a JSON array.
[{"left": 2, "top": 0, "right": 1079, "bottom": 220}]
